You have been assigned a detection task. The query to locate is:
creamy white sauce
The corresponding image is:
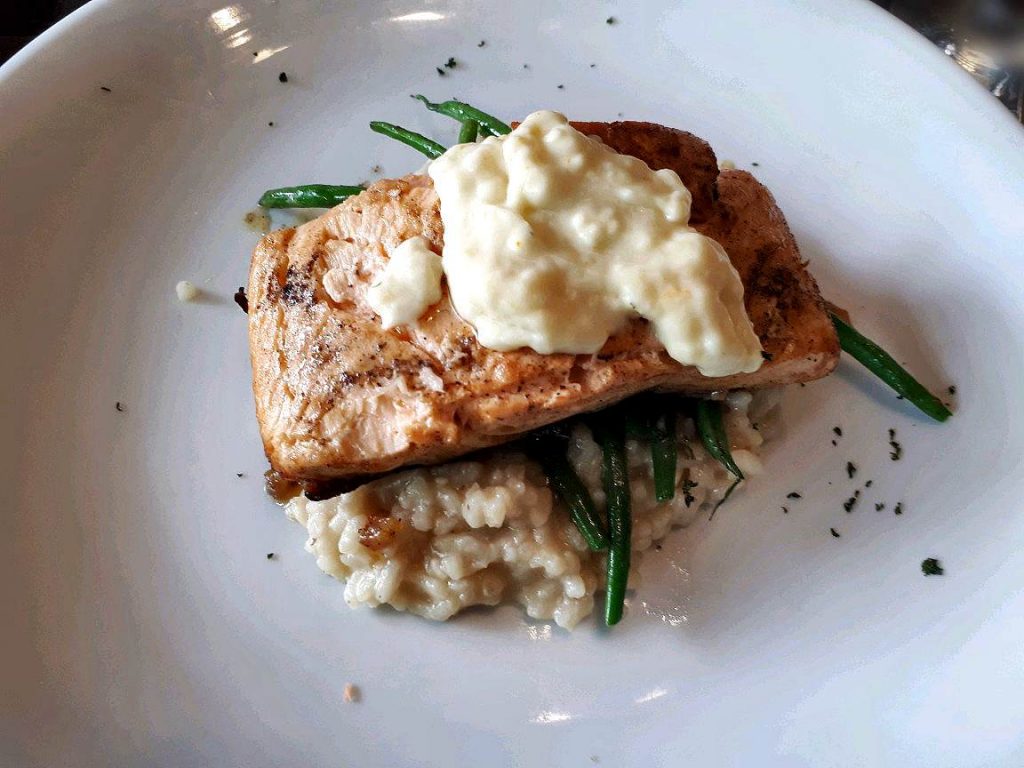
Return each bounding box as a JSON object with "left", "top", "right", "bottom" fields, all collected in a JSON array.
[
  {"left": 366, "top": 236, "right": 443, "bottom": 328},
  {"left": 427, "top": 110, "right": 763, "bottom": 377}
]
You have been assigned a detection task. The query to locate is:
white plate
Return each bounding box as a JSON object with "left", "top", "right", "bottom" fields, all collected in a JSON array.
[{"left": 3, "top": 1, "right": 1024, "bottom": 765}]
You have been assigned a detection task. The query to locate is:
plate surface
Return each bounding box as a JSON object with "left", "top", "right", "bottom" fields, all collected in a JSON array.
[{"left": 3, "top": 1, "right": 1024, "bottom": 765}]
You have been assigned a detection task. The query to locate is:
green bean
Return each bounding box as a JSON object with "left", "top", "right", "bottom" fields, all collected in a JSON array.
[
  {"left": 528, "top": 430, "right": 608, "bottom": 551},
  {"left": 369, "top": 121, "right": 446, "bottom": 159},
  {"left": 594, "top": 421, "right": 631, "bottom": 626},
  {"left": 623, "top": 409, "right": 653, "bottom": 442},
  {"left": 695, "top": 399, "right": 743, "bottom": 479},
  {"left": 536, "top": 451, "right": 608, "bottom": 552},
  {"left": 623, "top": 398, "right": 678, "bottom": 502},
  {"left": 457, "top": 120, "right": 479, "bottom": 144},
  {"left": 411, "top": 95, "right": 512, "bottom": 137},
  {"left": 830, "top": 314, "right": 952, "bottom": 423},
  {"left": 258, "top": 184, "right": 365, "bottom": 209},
  {"left": 650, "top": 412, "right": 677, "bottom": 502}
]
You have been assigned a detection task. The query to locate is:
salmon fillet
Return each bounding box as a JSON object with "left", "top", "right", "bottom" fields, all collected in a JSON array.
[{"left": 248, "top": 121, "right": 839, "bottom": 481}]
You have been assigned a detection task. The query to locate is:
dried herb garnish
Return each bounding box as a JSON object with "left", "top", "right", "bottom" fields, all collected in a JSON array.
[
  {"left": 115, "top": 401, "right": 124, "bottom": 412},
  {"left": 833, "top": 426, "right": 842, "bottom": 437},
  {"left": 831, "top": 440, "right": 837, "bottom": 447},
  {"left": 266, "top": 552, "right": 276, "bottom": 560},
  {"left": 709, "top": 477, "right": 741, "bottom": 519},
  {"left": 478, "top": 40, "right": 486, "bottom": 47},
  {"left": 846, "top": 461, "right": 856, "bottom": 479},
  {"left": 606, "top": 16, "right": 616, "bottom": 24},
  {"left": 589, "top": 63, "right": 596, "bottom": 68},
  {"left": 888, "top": 428, "right": 902, "bottom": 461},
  {"left": 921, "top": 557, "right": 943, "bottom": 576},
  {"left": 278, "top": 72, "right": 288, "bottom": 83},
  {"left": 894, "top": 502, "right": 903, "bottom": 515},
  {"left": 445, "top": 57, "right": 457, "bottom": 68},
  {"left": 234, "top": 287, "right": 249, "bottom": 314},
  {"left": 781, "top": 506, "right": 789, "bottom": 514},
  {"left": 874, "top": 502, "right": 885, "bottom": 511},
  {"left": 681, "top": 478, "right": 697, "bottom": 508},
  {"left": 557, "top": 84, "right": 565, "bottom": 89},
  {"left": 100, "top": 86, "right": 111, "bottom": 93},
  {"left": 436, "top": 67, "right": 446, "bottom": 76},
  {"left": 948, "top": 385, "right": 957, "bottom": 395},
  {"left": 786, "top": 491, "right": 802, "bottom": 499},
  {"left": 751, "top": 161, "right": 760, "bottom": 167},
  {"left": 236, "top": 473, "right": 245, "bottom": 478},
  {"left": 865, "top": 479, "right": 873, "bottom": 487},
  {"left": 268, "top": 121, "right": 274, "bottom": 127},
  {"left": 761, "top": 350, "right": 774, "bottom": 361},
  {"left": 830, "top": 528, "right": 840, "bottom": 538},
  {"left": 843, "top": 491, "right": 860, "bottom": 512}
]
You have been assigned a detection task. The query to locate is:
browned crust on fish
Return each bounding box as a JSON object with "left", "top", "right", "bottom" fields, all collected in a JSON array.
[{"left": 248, "top": 121, "right": 838, "bottom": 480}]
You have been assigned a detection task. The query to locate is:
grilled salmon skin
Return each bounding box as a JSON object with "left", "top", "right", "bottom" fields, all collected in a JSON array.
[{"left": 248, "top": 121, "right": 839, "bottom": 481}]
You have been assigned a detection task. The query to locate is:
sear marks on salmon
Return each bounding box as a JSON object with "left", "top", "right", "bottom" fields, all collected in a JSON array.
[{"left": 248, "top": 121, "right": 839, "bottom": 481}]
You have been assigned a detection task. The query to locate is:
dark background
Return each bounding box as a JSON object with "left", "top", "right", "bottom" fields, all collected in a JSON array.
[{"left": 1, "top": 0, "right": 83, "bottom": 62}]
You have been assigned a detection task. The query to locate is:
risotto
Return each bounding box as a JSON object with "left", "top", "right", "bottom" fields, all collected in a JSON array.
[{"left": 285, "top": 390, "right": 779, "bottom": 629}]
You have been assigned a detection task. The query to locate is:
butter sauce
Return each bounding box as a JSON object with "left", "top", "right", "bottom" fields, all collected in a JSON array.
[{"left": 427, "top": 111, "right": 761, "bottom": 377}]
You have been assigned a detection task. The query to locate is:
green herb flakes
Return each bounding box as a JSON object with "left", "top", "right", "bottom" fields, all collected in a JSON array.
[
  {"left": 681, "top": 479, "right": 697, "bottom": 508},
  {"left": 843, "top": 491, "right": 860, "bottom": 513},
  {"left": 888, "top": 428, "right": 902, "bottom": 461}
]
